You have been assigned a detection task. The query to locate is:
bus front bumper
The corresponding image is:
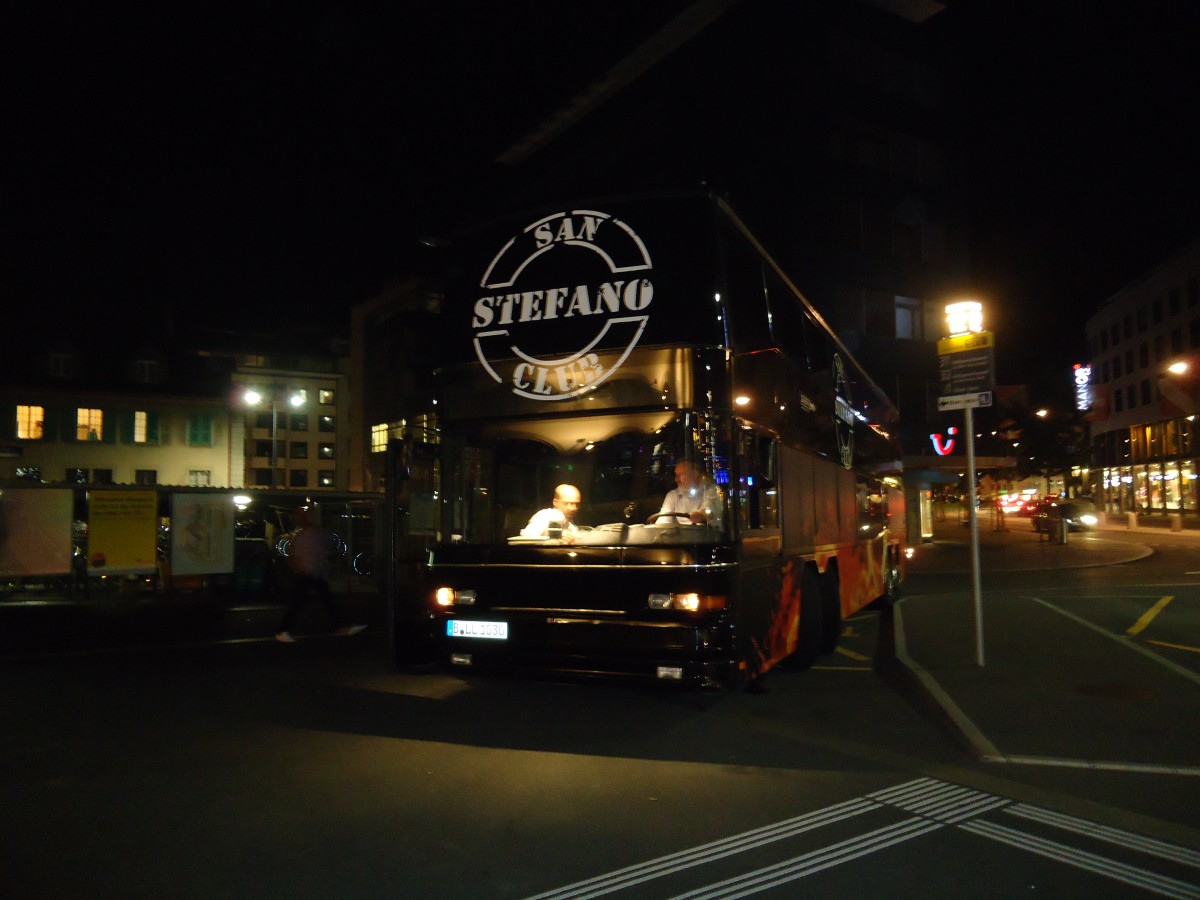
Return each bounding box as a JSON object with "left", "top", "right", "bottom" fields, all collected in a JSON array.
[{"left": 432, "top": 612, "right": 737, "bottom": 689}]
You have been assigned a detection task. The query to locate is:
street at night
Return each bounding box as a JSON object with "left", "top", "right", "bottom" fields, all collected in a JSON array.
[
  {"left": 6, "top": 3, "right": 1200, "bottom": 897},
  {"left": 4, "top": 518, "right": 1199, "bottom": 898}
]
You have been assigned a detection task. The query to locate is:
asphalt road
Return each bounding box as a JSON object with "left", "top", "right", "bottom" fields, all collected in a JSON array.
[{"left": 3, "top": 535, "right": 1199, "bottom": 898}]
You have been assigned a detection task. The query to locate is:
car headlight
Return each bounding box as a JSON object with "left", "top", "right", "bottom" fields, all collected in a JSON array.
[
  {"left": 647, "top": 592, "right": 727, "bottom": 611},
  {"left": 434, "top": 587, "right": 475, "bottom": 606},
  {"left": 1078, "top": 514, "right": 1098, "bottom": 526}
]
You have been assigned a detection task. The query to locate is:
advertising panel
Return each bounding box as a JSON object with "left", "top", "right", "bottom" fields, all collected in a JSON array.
[
  {"left": 170, "top": 493, "right": 235, "bottom": 575},
  {"left": 88, "top": 490, "right": 158, "bottom": 574},
  {"left": 0, "top": 488, "right": 74, "bottom": 577}
]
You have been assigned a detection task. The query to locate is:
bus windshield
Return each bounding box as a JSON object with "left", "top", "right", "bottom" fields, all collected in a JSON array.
[{"left": 442, "top": 409, "right": 732, "bottom": 546}]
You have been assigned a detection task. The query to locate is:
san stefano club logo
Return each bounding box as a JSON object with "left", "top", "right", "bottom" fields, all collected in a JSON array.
[{"left": 471, "top": 209, "right": 654, "bottom": 401}]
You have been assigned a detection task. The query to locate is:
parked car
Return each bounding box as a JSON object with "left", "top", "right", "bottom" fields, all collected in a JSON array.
[{"left": 1032, "top": 498, "right": 1099, "bottom": 533}]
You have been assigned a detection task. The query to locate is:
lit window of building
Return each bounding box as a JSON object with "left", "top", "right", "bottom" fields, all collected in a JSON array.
[
  {"left": 371, "top": 423, "right": 388, "bottom": 453},
  {"left": 17, "top": 405, "right": 44, "bottom": 440},
  {"left": 77, "top": 408, "right": 103, "bottom": 441}
]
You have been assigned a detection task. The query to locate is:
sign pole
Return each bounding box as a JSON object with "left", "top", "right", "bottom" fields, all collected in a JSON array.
[
  {"left": 940, "top": 308, "right": 992, "bottom": 669},
  {"left": 964, "top": 405, "right": 984, "bottom": 667}
]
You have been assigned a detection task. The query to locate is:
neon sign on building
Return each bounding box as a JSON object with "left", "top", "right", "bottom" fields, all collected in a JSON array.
[
  {"left": 1074, "top": 364, "right": 1091, "bottom": 411},
  {"left": 930, "top": 426, "right": 958, "bottom": 456}
]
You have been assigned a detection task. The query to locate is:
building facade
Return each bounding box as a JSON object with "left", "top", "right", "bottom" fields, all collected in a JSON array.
[
  {"left": 1, "top": 330, "right": 351, "bottom": 494},
  {"left": 1085, "top": 237, "right": 1200, "bottom": 515},
  {"left": 1, "top": 338, "right": 242, "bottom": 489}
]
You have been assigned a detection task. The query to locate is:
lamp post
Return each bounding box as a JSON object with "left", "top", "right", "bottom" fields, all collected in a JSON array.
[
  {"left": 944, "top": 300, "right": 988, "bottom": 666},
  {"left": 243, "top": 386, "right": 305, "bottom": 489}
]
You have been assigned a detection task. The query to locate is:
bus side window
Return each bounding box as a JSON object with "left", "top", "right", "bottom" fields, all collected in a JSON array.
[
  {"left": 857, "top": 477, "right": 887, "bottom": 530},
  {"left": 737, "top": 431, "right": 779, "bottom": 531},
  {"left": 759, "top": 438, "right": 779, "bottom": 528}
]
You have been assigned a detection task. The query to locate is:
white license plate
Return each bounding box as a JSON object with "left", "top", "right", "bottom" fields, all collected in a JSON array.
[{"left": 447, "top": 620, "right": 508, "bottom": 640}]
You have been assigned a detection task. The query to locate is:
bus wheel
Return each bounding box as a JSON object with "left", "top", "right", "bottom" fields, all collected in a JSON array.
[
  {"left": 819, "top": 568, "right": 841, "bottom": 655},
  {"left": 786, "top": 565, "right": 825, "bottom": 670}
]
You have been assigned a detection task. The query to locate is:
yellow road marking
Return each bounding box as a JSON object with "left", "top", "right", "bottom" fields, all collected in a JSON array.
[
  {"left": 1126, "top": 595, "right": 1173, "bottom": 636},
  {"left": 812, "top": 665, "right": 873, "bottom": 671},
  {"left": 835, "top": 645, "right": 871, "bottom": 662},
  {"left": 1147, "top": 639, "right": 1200, "bottom": 655}
]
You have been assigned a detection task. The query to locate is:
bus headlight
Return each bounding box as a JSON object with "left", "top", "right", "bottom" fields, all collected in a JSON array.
[
  {"left": 647, "top": 592, "right": 726, "bottom": 611},
  {"left": 435, "top": 587, "right": 476, "bottom": 606}
]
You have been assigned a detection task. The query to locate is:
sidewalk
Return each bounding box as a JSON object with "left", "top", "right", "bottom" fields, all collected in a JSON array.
[
  {"left": 906, "top": 508, "right": 1156, "bottom": 575},
  {"left": 895, "top": 511, "right": 1200, "bottom": 775},
  {"left": 0, "top": 582, "right": 388, "bottom": 657}
]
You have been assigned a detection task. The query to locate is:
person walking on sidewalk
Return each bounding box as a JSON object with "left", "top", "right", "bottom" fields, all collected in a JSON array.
[{"left": 275, "top": 508, "right": 365, "bottom": 643}]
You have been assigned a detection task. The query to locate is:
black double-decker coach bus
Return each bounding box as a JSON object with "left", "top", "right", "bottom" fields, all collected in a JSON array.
[{"left": 417, "top": 192, "right": 905, "bottom": 688}]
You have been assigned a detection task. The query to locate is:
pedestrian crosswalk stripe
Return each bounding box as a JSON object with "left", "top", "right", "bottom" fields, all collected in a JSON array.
[{"left": 524, "top": 778, "right": 1200, "bottom": 899}]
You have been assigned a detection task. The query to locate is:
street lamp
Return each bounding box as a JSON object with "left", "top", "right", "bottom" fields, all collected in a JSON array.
[
  {"left": 243, "top": 386, "right": 305, "bottom": 489},
  {"left": 945, "top": 300, "right": 987, "bottom": 666}
]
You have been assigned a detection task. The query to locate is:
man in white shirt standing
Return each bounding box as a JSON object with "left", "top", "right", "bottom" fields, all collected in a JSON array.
[
  {"left": 651, "top": 460, "right": 723, "bottom": 527},
  {"left": 521, "top": 484, "right": 582, "bottom": 541}
]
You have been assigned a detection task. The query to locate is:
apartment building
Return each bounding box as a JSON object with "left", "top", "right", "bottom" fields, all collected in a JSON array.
[
  {"left": 1, "top": 330, "right": 350, "bottom": 493},
  {"left": 1085, "top": 236, "right": 1200, "bottom": 514}
]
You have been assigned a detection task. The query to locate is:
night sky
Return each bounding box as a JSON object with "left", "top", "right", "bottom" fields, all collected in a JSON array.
[{"left": 6, "top": 1, "right": 1199, "bottom": 384}]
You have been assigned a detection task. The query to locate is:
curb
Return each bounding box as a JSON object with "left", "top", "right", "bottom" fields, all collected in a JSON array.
[{"left": 891, "top": 597, "right": 1200, "bottom": 776}]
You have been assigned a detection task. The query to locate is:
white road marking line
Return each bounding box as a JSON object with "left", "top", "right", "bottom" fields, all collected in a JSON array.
[
  {"left": 892, "top": 604, "right": 1003, "bottom": 758},
  {"left": 1005, "top": 804, "right": 1200, "bottom": 869},
  {"left": 1030, "top": 595, "right": 1200, "bottom": 688},
  {"left": 876, "top": 779, "right": 1009, "bottom": 823},
  {"left": 668, "top": 819, "right": 943, "bottom": 900},
  {"left": 960, "top": 819, "right": 1200, "bottom": 899},
  {"left": 985, "top": 755, "right": 1200, "bottom": 776},
  {"left": 525, "top": 778, "right": 1200, "bottom": 900},
  {"left": 898, "top": 594, "right": 1200, "bottom": 773},
  {"left": 523, "top": 793, "right": 885, "bottom": 900}
]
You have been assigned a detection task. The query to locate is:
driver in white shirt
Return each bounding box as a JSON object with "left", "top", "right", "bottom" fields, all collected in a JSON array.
[{"left": 650, "top": 460, "right": 723, "bottom": 527}]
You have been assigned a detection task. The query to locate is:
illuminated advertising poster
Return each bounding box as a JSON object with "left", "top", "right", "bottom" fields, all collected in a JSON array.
[
  {"left": 0, "top": 488, "right": 73, "bottom": 577},
  {"left": 170, "top": 494, "right": 234, "bottom": 575},
  {"left": 88, "top": 491, "right": 157, "bottom": 574}
]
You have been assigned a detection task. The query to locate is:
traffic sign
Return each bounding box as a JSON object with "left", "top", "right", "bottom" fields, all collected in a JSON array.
[
  {"left": 938, "top": 329, "right": 995, "bottom": 398},
  {"left": 937, "top": 392, "right": 993, "bottom": 411}
]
